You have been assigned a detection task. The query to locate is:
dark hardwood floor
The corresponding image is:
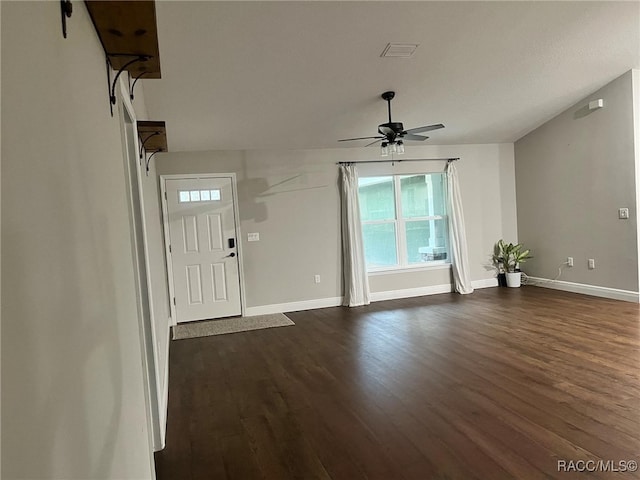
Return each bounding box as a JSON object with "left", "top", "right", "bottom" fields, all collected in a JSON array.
[{"left": 155, "top": 287, "right": 640, "bottom": 479}]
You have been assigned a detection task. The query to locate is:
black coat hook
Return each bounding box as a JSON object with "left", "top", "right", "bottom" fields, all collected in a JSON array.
[{"left": 60, "top": 1, "right": 72, "bottom": 38}]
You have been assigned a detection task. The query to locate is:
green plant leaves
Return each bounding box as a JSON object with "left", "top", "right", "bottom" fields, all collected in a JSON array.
[{"left": 493, "top": 240, "right": 532, "bottom": 273}]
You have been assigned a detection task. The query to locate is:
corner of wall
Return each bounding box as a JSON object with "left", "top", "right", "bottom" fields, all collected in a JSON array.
[
  {"left": 498, "top": 143, "right": 518, "bottom": 242},
  {"left": 0, "top": 3, "right": 3, "bottom": 477},
  {"left": 632, "top": 69, "right": 640, "bottom": 298}
]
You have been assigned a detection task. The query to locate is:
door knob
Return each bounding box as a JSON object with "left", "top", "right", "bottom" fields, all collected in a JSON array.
[{"left": 225, "top": 252, "right": 236, "bottom": 258}]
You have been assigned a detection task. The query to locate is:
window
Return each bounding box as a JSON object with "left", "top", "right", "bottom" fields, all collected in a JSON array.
[
  {"left": 178, "top": 189, "right": 221, "bottom": 203},
  {"left": 358, "top": 174, "right": 449, "bottom": 271}
]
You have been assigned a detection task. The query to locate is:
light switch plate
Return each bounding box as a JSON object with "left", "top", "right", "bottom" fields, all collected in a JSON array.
[{"left": 247, "top": 232, "right": 260, "bottom": 242}]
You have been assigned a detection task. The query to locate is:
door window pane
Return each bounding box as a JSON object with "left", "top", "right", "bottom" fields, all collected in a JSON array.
[
  {"left": 400, "top": 174, "right": 446, "bottom": 218},
  {"left": 179, "top": 189, "right": 221, "bottom": 203},
  {"left": 362, "top": 223, "right": 397, "bottom": 267},
  {"left": 179, "top": 191, "right": 190, "bottom": 203},
  {"left": 407, "top": 218, "right": 448, "bottom": 264},
  {"left": 358, "top": 176, "right": 395, "bottom": 221}
]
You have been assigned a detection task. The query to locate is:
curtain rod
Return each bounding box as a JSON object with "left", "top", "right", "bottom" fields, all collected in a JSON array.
[{"left": 336, "top": 157, "right": 459, "bottom": 165}]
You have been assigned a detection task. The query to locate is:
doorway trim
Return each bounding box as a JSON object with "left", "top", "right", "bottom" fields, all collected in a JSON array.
[
  {"left": 160, "top": 173, "right": 247, "bottom": 324},
  {"left": 117, "top": 81, "right": 163, "bottom": 457}
]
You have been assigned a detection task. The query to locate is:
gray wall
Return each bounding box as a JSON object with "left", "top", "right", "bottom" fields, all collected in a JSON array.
[
  {"left": 156, "top": 143, "right": 517, "bottom": 310},
  {"left": 2, "top": 2, "right": 154, "bottom": 478},
  {"left": 515, "top": 70, "right": 638, "bottom": 291}
]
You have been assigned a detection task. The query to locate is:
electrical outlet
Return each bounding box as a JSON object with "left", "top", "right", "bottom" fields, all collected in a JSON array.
[
  {"left": 314, "top": 275, "right": 321, "bottom": 284},
  {"left": 567, "top": 257, "right": 574, "bottom": 267},
  {"left": 619, "top": 208, "right": 629, "bottom": 219},
  {"left": 588, "top": 258, "right": 596, "bottom": 270}
]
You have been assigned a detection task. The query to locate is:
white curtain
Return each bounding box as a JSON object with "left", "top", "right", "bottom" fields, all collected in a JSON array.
[
  {"left": 339, "top": 164, "right": 370, "bottom": 307},
  {"left": 446, "top": 161, "right": 474, "bottom": 294}
]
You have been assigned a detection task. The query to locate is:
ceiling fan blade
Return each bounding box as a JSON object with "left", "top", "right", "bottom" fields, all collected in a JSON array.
[
  {"left": 404, "top": 124, "right": 445, "bottom": 134},
  {"left": 365, "top": 138, "right": 383, "bottom": 147},
  {"left": 403, "top": 133, "right": 429, "bottom": 141},
  {"left": 338, "top": 136, "right": 384, "bottom": 142}
]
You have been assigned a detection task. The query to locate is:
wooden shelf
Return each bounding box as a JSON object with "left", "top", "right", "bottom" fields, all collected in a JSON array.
[
  {"left": 137, "top": 121, "right": 167, "bottom": 152},
  {"left": 85, "top": 0, "right": 161, "bottom": 79}
]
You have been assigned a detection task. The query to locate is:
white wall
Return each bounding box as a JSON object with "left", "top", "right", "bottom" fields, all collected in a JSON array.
[
  {"left": 515, "top": 70, "right": 638, "bottom": 292},
  {"left": 2, "top": 2, "right": 154, "bottom": 478},
  {"left": 156, "top": 143, "right": 516, "bottom": 311}
]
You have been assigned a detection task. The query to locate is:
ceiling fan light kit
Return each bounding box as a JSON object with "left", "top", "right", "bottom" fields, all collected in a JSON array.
[
  {"left": 381, "top": 140, "right": 404, "bottom": 157},
  {"left": 338, "top": 91, "right": 444, "bottom": 156}
]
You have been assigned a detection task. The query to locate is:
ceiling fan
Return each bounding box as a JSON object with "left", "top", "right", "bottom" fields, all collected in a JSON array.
[{"left": 338, "top": 91, "right": 444, "bottom": 153}]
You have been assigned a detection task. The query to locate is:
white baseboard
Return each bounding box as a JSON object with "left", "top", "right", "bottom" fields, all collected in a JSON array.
[
  {"left": 244, "top": 296, "right": 343, "bottom": 316},
  {"left": 527, "top": 277, "right": 639, "bottom": 303},
  {"left": 245, "top": 278, "right": 499, "bottom": 315},
  {"left": 370, "top": 283, "right": 452, "bottom": 302},
  {"left": 369, "top": 278, "right": 498, "bottom": 302},
  {"left": 471, "top": 277, "right": 499, "bottom": 289}
]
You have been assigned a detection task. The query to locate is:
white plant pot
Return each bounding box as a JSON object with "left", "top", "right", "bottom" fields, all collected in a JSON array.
[{"left": 506, "top": 272, "right": 521, "bottom": 288}]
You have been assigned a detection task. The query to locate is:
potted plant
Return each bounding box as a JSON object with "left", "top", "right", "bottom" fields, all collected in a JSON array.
[
  {"left": 492, "top": 240, "right": 507, "bottom": 286},
  {"left": 493, "top": 240, "right": 532, "bottom": 288}
]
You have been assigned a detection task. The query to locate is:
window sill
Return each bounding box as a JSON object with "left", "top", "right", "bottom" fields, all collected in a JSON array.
[{"left": 368, "top": 263, "right": 452, "bottom": 276}]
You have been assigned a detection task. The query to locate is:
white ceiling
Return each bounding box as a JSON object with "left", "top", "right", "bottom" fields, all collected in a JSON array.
[{"left": 142, "top": 1, "right": 640, "bottom": 152}]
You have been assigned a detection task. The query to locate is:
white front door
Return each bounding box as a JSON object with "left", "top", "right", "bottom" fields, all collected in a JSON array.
[{"left": 165, "top": 177, "right": 241, "bottom": 322}]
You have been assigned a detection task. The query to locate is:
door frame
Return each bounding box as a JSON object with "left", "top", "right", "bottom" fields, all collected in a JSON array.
[
  {"left": 160, "top": 173, "right": 246, "bottom": 324},
  {"left": 117, "top": 82, "right": 163, "bottom": 455}
]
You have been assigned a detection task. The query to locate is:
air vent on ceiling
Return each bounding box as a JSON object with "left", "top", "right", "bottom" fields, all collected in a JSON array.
[{"left": 381, "top": 43, "right": 419, "bottom": 58}]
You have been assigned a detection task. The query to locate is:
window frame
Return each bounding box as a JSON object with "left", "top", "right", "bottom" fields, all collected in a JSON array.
[{"left": 359, "top": 173, "right": 450, "bottom": 273}]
